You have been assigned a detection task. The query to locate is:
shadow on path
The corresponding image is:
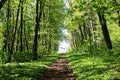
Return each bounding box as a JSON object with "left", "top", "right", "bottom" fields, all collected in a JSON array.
[{"left": 37, "top": 54, "right": 76, "bottom": 80}]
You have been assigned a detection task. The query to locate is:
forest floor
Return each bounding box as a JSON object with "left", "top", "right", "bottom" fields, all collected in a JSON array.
[
  {"left": 37, "top": 54, "right": 76, "bottom": 80},
  {"left": 66, "top": 51, "right": 120, "bottom": 80},
  {"left": 0, "top": 53, "right": 59, "bottom": 80}
]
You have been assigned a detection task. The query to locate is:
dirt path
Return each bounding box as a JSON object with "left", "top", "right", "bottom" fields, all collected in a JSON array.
[{"left": 37, "top": 55, "right": 76, "bottom": 80}]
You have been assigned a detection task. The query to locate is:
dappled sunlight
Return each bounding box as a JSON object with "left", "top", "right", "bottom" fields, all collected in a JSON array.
[
  {"left": 0, "top": 0, "right": 120, "bottom": 80},
  {"left": 37, "top": 54, "right": 76, "bottom": 80},
  {"left": 67, "top": 52, "right": 120, "bottom": 80},
  {"left": 0, "top": 53, "right": 58, "bottom": 80}
]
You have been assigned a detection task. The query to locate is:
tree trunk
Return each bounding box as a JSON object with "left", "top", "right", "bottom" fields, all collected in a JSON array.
[
  {"left": 117, "top": 11, "right": 120, "bottom": 26},
  {"left": 97, "top": 11, "right": 112, "bottom": 50},
  {"left": 83, "top": 22, "right": 87, "bottom": 39},
  {"left": 90, "top": 9, "right": 96, "bottom": 42},
  {"left": 0, "top": 0, "right": 7, "bottom": 10},
  {"left": 78, "top": 24, "right": 84, "bottom": 43},
  {"left": 2, "top": 0, "right": 10, "bottom": 52},
  {"left": 33, "top": 0, "right": 39, "bottom": 60},
  {"left": 7, "top": 0, "right": 21, "bottom": 62},
  {"left": 33, "top": 0, "right": 44, "bottom": 60},
  {"left": 114, "top": 0, "right": 120, "bottom": 26},
  {"left": 20, "top": 0, "right": 23, "bottom": 52},
  {"left": 23, "top": 20, "right": 29, "bottom": 51}
]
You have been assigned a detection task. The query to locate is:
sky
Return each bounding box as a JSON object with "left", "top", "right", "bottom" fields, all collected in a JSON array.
[
  {"left": 58, "top": 29, "right": 70, "bottom": 53},
  {"left": 58, "top": 0, "right": 69, "bottom": 53}
]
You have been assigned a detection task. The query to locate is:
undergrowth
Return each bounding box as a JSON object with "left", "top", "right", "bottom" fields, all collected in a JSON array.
[
  {"left": 0, "top": 52, "right": 59, "bottom": 80},
  {"left": 67, "top": 44, "right": 120, "bottom": 80}
]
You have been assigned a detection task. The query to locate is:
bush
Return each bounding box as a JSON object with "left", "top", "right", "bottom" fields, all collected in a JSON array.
[{"left": 13, "top": 52, "right": 33, "bottom": 62}]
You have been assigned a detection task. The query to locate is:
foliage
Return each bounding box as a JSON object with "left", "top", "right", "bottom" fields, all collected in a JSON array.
[
  {"left": 0, "top": 0, "right": 120, "bottom": 79},
  {"left": 66, "top": 0, "right": 120, "bottom": 50},
  {"left": 66, "top": 22, "right": 120, "bottom": 79},
  {"left": 0, "top": 0, "right": 65, "bottom": 62},
  {"left": 66, "top": 0, "right": 120, "bottom": 79},
  {"left": 0, "top": 52, "right": 59, "bottom": 80},
  {"left": 67, "top": 47, "right": 120, "bottom": 80},
  {"left": 0, "top": 21, "right": 4, "bottom": 50}
]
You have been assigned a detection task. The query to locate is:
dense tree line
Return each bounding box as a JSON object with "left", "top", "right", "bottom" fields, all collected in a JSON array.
[
  {"left": 66, "top": 0, "right": 120, "bottom": 51},
  {"left": 0, "top": 0, "right": 65, "bottom": 62},
  {"left": 0, "top": 0, "right": 120, "bottom": 63}
]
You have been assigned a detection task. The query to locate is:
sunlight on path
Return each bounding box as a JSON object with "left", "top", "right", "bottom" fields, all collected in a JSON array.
[{"left": 37, "top": 54, "right": 76, "bottom": 80}]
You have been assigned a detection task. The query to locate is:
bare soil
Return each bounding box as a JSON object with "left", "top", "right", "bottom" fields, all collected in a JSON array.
[{"left": 37, "top": 55, "right": 76, "bottom": 80}]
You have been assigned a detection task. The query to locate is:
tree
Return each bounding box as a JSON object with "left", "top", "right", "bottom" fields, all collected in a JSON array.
[
  {"left": 97, "top": 10, "right": 112, "bottom": 49},
  {"left": 8, "top": 0, "right": 21, "bottom": 62},
  {"left": 32, "top": 0, "right": 44, "bottom": 60},
  {"left": 0, "top": 0, "right": 65, "bottom": 62},
  {"left": 20, "top": 0, "right": 24, "bottom": 52},
  {"left": 0, "top": 0, "right": 7, "bottom": 10}
]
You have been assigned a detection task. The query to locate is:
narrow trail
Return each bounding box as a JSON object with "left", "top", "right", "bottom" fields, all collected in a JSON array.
[{"left": 37, "top": 54, "right": 76, "bottom": 80}]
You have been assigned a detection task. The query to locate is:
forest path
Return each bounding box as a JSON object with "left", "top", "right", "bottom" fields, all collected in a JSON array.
[{"left": 37, "top": 54, "right": 76, "bottom": 80}]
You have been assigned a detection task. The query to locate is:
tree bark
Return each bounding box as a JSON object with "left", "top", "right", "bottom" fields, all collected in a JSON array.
[
  {"left": 114, "top": 0, "right": 120, "bottom": 26},
  {"left": 20, "top": 0, "right": 23, "bottom": 52},
  {"left": 97, "top": 11, "right": 112, "bottom": 50},
  {"left": 83, "top": 22, "right": 87, "bottom": 39},
  {"left": 78, "top": 24, "right": 84, "bottom": 43},
  {"left": 33, "top": 0, "right": 44, "bottom": 60},
  {"left": 0, "top": 0, "right": 7, "bottom": 10},
  {"left": 7, "top": 0, "right": 21, "bottom": 62},
  {"left": 33, "top": 0, "right": 39, "bottom": 60},
  {"left": 117, "top": 11, "right": 120, "bottom": 26},
  {"left": 90, "top": 9, "right": 96, "bottom": 42},
  {"left": 2, "top": 0, "right": 10, "bottom": 52}
]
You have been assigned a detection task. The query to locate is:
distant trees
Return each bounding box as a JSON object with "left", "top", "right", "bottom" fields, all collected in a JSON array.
[
  {"left": 0, "top": 0, "right": 65, "bottom": 62},
  {"left": 67, "top": 0, "right": 120, "bottom": 50},
  {"left": 8, "top": 0, "right": 21, "bottom": 62}
]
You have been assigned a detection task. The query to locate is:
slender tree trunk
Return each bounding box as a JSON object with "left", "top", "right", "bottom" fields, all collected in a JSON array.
[
  {"left": 33, "top": 0, "right": 44, "bottom": 60},
  {"left": 71, "top": 32, "right": 76, "bottom": 48},
  {"left": 83, "top": 22, "right": 87, "bottom": 39},
  {"left": 7, "top": 0, "right": 21, "bottom": 62},
  {"left": 16, "top": 26, "right": 20, "bottom": 51},
  {"left": 89, "top": 9, "right": 97, "bottom": 47},
  {"left": 23, "top": 20, "right": 29, "bottom": 51},
  {"left": 2, "top": 0, "right": 10, "bottom": 52},
  {"left": 114, "top": 0, "right": 120, "bottom": 26},
  {"left": 90, "top": 9, "right": 96, "bottom": 42},
  {"left": 33, "top": 0, "right": 39, "bottom": 60},
  {"left": 97, "top": 11, "right": 112, "bottom": 50},
  {"left": 73, "top": 30, "right": 79, "bottom": 47},
  {"left": 0, "top": 0, "right": 7, "bottom": 10},
  {"left": 20, "top": 0, "right": 23, "bottom": 52},
  {"left": 88, "top": 26, "right": 92, "bottom": 51},
  {"left": 78, "top": 24, "right": 84, "bottom": 43},
  {"left": 48, "top": 34, "right": 52, "bottom": 53},
  {"left": 117, "top": 11, "right": 120, "bottom": 26}
]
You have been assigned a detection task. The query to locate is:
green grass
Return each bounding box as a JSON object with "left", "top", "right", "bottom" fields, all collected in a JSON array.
[
  {"left": 66, "top": 26, "right": 120, "bottom": 80},
  {"left": 0, "top": 53, "right": 59, "bottom": 80},
  {"left": 67, "top": 51, "right": 120, "bottom": 80}
]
